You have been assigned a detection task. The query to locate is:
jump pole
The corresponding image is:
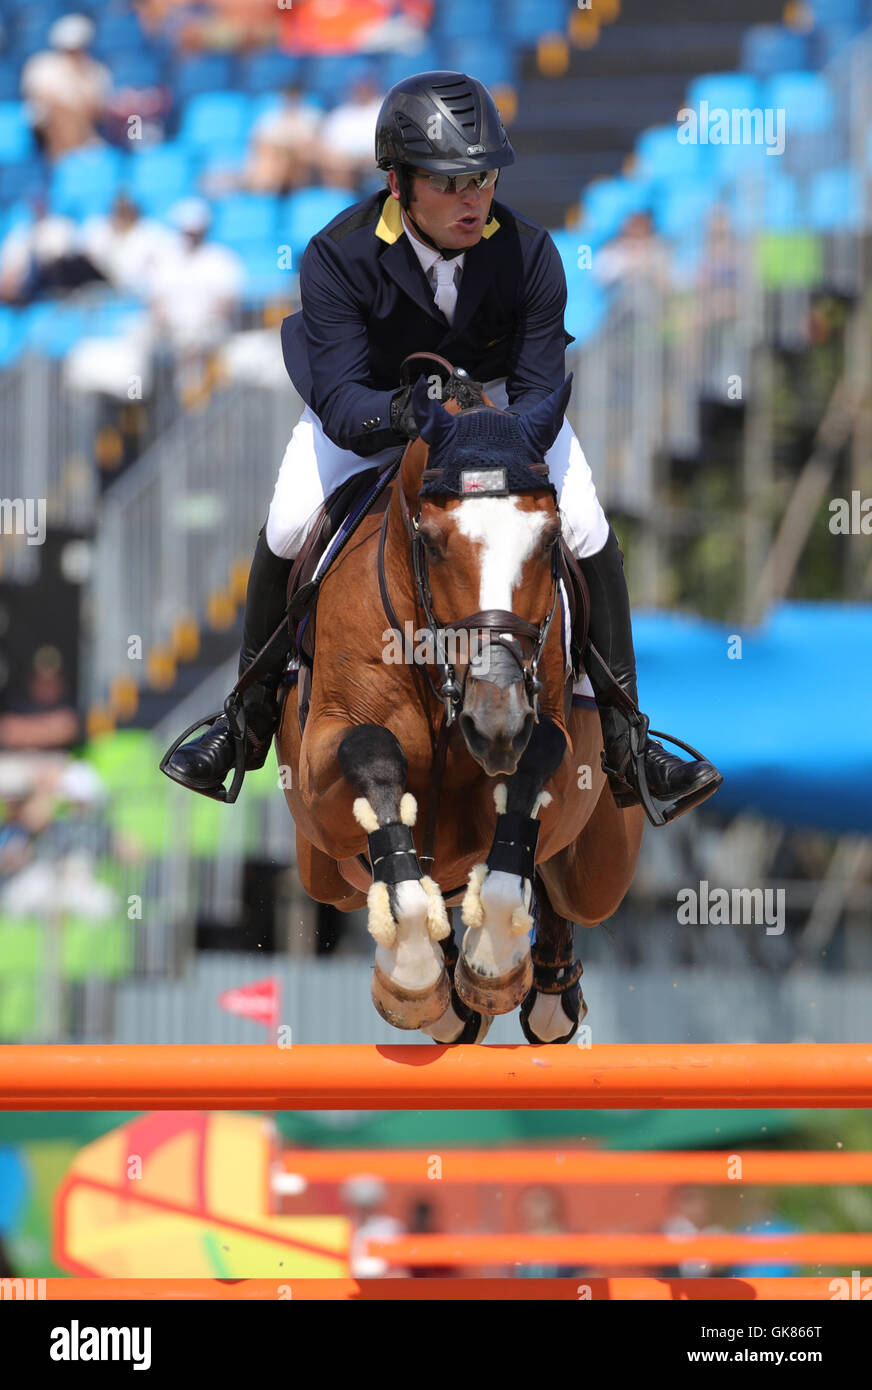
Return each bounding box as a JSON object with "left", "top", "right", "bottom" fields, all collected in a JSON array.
[{"left": 1, "top": 1044, "right": 871, "bottom": 1111}]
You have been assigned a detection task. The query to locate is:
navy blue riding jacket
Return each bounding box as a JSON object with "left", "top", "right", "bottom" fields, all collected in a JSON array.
[{"left": 280, "top": 188, "right": 573, "bottom": 457}]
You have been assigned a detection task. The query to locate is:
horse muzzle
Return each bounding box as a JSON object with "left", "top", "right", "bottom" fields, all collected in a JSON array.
[{"left": 458, "top": 644, "right": 535, "bottom": 775}]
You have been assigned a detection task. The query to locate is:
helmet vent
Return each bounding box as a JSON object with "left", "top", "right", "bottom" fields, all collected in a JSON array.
[{"left": 432, "top": 79, "right": 479, "bottom": 134}]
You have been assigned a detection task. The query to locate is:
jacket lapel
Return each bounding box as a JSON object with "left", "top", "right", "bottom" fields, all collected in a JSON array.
[{"left": 375, "top": 195, "right": 444, "bottom": 323}]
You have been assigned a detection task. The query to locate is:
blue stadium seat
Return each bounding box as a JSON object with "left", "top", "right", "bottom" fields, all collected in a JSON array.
[
  {"left": 173, "top": 54, "right": 236, "bottom": 103},
  {"left": 306, "top": 54, "right": 378, "bottom": 105},
  {"left": 581, "top": 177, "right": 651, "bottom": 244},
  {"left": 442, "top": 39, "right": 517, "bottom": 88},
  {"left": 765, "top": 73, "right": 835, "bottom": 134},
  {"left": 283, "top": 187, "right": 356, "bottom": 259},
  {"left": 504, "top": 0, "right": 569, "bottom": 42},
  {"left": 806, "top": 167, "right": 864, "bottom": 230},
  {"left": 126, "top": 143, "right": 193, "bottom": 218},
  {"left": 94, "top": 10, "right": 147, "bottom": 57},
  {"left": 22, "top": 300, "right": 88, "bottom": 358},
  {"left": 50, "top": 146, "right": 122, "bottom": 218},
  {"left": 812, "top": 20, "right": 866, "bottom": 65},
  {"left": 730, "top": 171, "right": 800, "bottom": 233},
  {"left": 0, "top": 158, "right": 44, "bottom": 202},
  {"left": 808, "top": 0, "right": 864, "bottom": 19},
  {"left": 238, "top": 244, "right": 295, "bottom": 302},
  {"left": 380, "top": 45, "right": 441, "bottom": 92},
  {"left": 0, "top": 64, "right": 21, "bottom": 101},
  {"left": 211, "top": 193, "right": 279, "bottom": 247},
  {"left": 111, "top": 50, "right": 165, "bottom": 89},
  {"left": 635, "top": 125, "right": 702, "bottom": 182},
  {"left": 564, "top": 279, "right": 607, "bottom": 346},
  {"left": 431, "top": 0, "right": 498, "bottom": 39},
  {"left": 653, "top": 179, "right": 719, "bottom": 241},
  {"left": 239, "top": 50, "right": 302, "bottom": 95},
  {"left": 740, "top": 26, "right": 810, "bottom": 77},
  {"left": 0, "top": 101, "right": 33, "bottom": 162},
  {"left": 0, "top": 305, "right": 25, "bottom": 369},
  {"left": 180, "top": 92, "right": 253, "bottom": 151},
  {"left": 685, "top": 73, "right": 762, "bottom": 115}
]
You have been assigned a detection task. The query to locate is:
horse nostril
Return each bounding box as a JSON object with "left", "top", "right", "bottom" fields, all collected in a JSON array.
[{"left": 512, "top": 711, "right": 536, "bottom": 758}]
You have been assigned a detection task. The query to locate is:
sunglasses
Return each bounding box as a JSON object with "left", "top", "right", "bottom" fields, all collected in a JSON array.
[{"left": 414, "top": 168, "right": 499, "bottom": 195}]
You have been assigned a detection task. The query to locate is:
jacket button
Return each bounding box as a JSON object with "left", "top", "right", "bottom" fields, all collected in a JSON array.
[{"left": 362, "top": 417, "right": 380, "bottom": 430}]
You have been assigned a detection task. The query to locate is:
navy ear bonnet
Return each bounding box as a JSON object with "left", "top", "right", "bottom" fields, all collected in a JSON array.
[{"left": 412, "top": 374, "right": 572, "bottom": 499}]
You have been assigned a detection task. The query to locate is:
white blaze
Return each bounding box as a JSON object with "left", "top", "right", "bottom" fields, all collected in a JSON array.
[{"left": 454, "top": 497, "right": 547, "bottom": 611}]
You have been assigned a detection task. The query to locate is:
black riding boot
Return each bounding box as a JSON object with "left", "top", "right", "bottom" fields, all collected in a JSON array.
[
  {"left": 579, "top": 528, "right": 722, "bottom": 822},
  {"left": 162, "top": 528, "right": 294, "bottom": 797}
]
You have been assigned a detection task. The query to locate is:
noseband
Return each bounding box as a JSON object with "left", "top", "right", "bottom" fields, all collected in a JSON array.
[{"left": 377, "top": 463, "right": 562, "bottom": 727}]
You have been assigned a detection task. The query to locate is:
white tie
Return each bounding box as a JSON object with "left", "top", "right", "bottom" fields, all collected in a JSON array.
[{"left": 432, "top": 258, "right": 458, "bottom": 325}]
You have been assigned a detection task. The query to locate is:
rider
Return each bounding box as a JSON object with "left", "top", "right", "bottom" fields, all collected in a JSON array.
[{"left": 163, "top": 70, "right": 722, "bottom": 822}]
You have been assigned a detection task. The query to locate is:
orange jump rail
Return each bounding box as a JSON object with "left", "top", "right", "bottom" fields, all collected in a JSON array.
[
  {"left": 279, "top": 1148, "right": 872, "bottom": 1184},
  {"left": 1, "top": 1044, "right": 871, "bottom": 1110},
  {"left": 4, "top": 1278, "right": 858, "bottom": 1301},
  {"left": 367, "top": 1232, "right": 872, "bottom": 1267}
]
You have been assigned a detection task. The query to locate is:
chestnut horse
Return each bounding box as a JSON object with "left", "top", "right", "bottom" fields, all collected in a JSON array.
[{"left": 277, "top": 374, "right": 645, "bottom": 1044}]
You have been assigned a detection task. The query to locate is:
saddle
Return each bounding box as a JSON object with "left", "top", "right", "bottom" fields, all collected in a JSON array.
[{"left": 285, "top": 463, "right": 397, "bottom": 733}]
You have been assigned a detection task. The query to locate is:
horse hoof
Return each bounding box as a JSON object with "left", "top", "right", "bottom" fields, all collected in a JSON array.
[
  {"left": 371, "top": 960, "right": 451, "bottom": 1030},
  {"left": 519, "top": 984, "right": 588, "bottom": 1043},
  {"left": 454, "top": 951, "right": 533, "bottom": 1016}
]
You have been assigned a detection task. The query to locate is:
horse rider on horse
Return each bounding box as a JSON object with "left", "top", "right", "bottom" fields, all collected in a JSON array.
[{"left": 162, "top": 70, "right": 722, "bottom": 822}]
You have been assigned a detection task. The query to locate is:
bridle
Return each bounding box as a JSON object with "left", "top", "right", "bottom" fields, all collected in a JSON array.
[{"left": 376, "top": 439, "right": 563, "bottom": 729}]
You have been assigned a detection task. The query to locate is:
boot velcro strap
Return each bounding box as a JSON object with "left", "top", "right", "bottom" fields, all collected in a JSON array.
[
  {"left": 530, "top": 953, "right": 583, "bottom": 994},
  {"left": 368, "top": 823, "right": 422, "bottom": 884},
  {"left": 486, "top": 813, "right": 540, "bottom": 880}
]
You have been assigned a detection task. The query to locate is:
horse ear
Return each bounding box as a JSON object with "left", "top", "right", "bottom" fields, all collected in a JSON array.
[
  {"left": 517, "top": 374, "right": 573, "bottom": 459},
  {"left": 412, "top": 375, "right": 457, "bottom": 453}
]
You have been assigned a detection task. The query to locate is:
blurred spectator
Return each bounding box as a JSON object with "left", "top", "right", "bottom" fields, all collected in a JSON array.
[
  {"left": 341, "top": 1176, "right": 407, "bottom": 1278},
  {"left": 279, "top": 0, "right": 432, "bottom": 56},
  {"left": 406, "top": 1199, "right": 459, "bottom": 1278},
  {"left": 20, "top": 14, "right": 112, "bottom": 160},
  {"left": 314, "top": 77, "right": 383, "bottom": 189},
  {"left": 0, "top": 200, "right": 95, "bottom": 304},
  {"left": 135, "top": 0, "right": 277, "bottom": 51},
  {"left": 661, "top": 1184, "right": 728, "bottom": 1278},
  {"left": 79, "top": 195, "right": 181, "bottom": 297},
  {"left": 0, "top": 647, "right": 80, "bottom": 753},
  {"left": 148, "top": 197, "right": 244, "bottom": 398},
  {"left": 243, "top": 85, "right": 322, "bottom": 194},
  {"left": 515, "top": 1184, "right": 576, "bottom": 1278},
  {"left": 594, "top": 211, "right": 672, "bottom": 295}
]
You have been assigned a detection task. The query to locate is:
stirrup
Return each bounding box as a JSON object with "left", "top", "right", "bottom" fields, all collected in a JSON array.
[
  {"left": 159, "top": 692, "right": 249, "bottom": 804},
  {"left": 604, "top": 715, "right": 723, "bottom": 828}
]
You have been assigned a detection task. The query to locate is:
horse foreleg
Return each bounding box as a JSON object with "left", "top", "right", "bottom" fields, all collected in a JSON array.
[
  {"left": 456, "top": 718, "right": 567, "bottom": 1016},
  {"left": 337, "top": 724, "right": 451, "bottom": 1030},
  {"left": 519, "top": 875, "right": 587, "bottom": 1044}
]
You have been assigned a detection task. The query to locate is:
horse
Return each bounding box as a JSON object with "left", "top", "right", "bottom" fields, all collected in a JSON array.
[{"left": 276, "top": 370, "right": 646, "bottom": 1044}]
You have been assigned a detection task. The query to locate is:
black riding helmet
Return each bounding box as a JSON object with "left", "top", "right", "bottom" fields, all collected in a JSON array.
[{"left": 376, "top": 69, "right": 515, "bottom": 185}]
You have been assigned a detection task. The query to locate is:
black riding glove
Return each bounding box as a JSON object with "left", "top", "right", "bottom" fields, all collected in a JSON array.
[{"left": 390, "top": 385, "right": 420, "bottom": 441}]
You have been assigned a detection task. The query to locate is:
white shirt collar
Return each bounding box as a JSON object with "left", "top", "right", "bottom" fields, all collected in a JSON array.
[{"left": 401, "top": 212, "right": 465, "bottom": 276}]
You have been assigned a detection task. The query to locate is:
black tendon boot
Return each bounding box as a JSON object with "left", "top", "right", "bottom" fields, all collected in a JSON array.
[
  {"left": 579, "top": 528, "right": 723, "bottom": 824},
  {"left": 161, "top": 528, "right": 294, "bottom": 798}
]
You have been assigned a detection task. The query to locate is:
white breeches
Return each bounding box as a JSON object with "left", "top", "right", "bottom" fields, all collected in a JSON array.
[{"left": 265, "top": 380, "right": 610, "bottom": 561}]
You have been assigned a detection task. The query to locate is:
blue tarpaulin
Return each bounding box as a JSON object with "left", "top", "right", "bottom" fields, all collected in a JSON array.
[{"left": 634, "top": 602, "right": 872, "bottom": 833}]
